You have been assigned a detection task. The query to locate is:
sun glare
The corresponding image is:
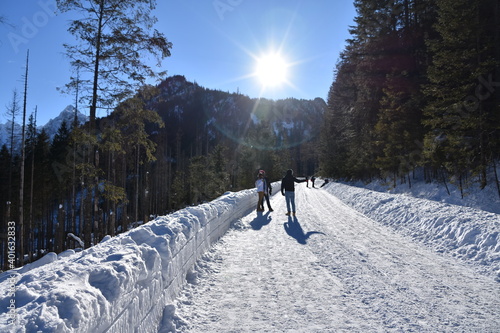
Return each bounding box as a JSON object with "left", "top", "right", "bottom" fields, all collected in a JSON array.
[{"left": 254, "top": 53, "right": 289, "bottom": 87}]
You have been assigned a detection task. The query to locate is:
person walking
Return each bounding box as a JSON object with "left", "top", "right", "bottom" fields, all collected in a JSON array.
[
  {"left": 260, "top": 170, "right": 273, "bottom": 212},
  {"left": 255, "top": 172, "right": 265, "bottom": 212},
  {"left": 280, "top": 169, "right": 306, "bottom": 216}
]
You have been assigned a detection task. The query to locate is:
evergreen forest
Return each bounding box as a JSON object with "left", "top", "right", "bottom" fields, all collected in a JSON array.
[{"left": 321, "top": 0, "right": 500, "bottom": 192}]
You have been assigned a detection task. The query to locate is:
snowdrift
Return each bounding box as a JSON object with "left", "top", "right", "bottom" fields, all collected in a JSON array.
[
  {"left": 0, "top": 186, "right": 271, "bottom": 332},
  {"left": 325, "top": 182, "right": 500, "bottom": 281}
]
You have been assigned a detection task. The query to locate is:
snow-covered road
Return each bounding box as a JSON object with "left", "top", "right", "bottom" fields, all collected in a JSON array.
[{"left": 163, "top": 184, "right": 500, "bottom": 332}]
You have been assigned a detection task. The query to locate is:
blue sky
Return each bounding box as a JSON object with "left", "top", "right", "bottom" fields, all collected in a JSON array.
[{"left": 1, "top": 0, "right": 356, "bottom": 125}]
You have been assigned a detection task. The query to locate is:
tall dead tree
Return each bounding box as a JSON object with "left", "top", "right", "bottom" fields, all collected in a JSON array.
[{"left": 19, "top": 50, "right": 29, "bottom": 266}]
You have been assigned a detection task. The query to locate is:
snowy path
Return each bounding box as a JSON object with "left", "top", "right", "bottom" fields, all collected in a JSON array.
[{"left": 161, "top": 184, "right": 500, "bottom": 332}]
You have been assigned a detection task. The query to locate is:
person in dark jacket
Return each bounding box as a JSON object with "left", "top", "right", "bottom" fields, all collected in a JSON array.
[
  {"left": 311, "top": 176, "right": 316, "bottom": 188},
  {"left": 280, "top": 169, "right": 306, "bottom": 216}
]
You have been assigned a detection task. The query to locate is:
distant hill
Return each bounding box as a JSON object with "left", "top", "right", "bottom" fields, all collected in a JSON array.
[
  {"left": 1, "top": 76, "right": 325, "bottom": 159},
  {"left": 150, "top": 75, "right": 326, "bottom": 152}
]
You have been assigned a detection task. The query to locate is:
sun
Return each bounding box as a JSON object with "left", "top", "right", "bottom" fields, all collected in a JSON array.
[{"left": 254, "top": 53, "right": 289, "bottom": 87}]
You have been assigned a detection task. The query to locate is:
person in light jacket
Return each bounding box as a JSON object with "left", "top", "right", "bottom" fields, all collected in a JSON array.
[{"left": 255, "top": 172, "right": 265, "bottom": 212}]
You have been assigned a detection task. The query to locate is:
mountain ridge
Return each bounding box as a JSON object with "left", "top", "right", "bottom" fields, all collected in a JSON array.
[
  {"left": 151, "top": 75, "right": 326, "bottom": 152},
  {"left": 0, "top": 105, "right": 88, "bottom": 147}
]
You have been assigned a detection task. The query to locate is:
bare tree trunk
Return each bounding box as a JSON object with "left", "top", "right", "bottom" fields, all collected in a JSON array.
[
  {"left": 70, "top": 70, "right": 80, "bottom": 249},
  {"left": 121, "top": 154, "right": 128, "bottom": 233},
  {"left": 135, "top": 145, "right": 140, "bottom": 224},
  {"left": 79, "top": 176, "right": 85, "bottom": 248},
  {"left": 89, "top": 0, "right": 105, "bottom": 133},
  {"left": 56, "top": 205, "right": 65, "bottom": 253},
  {"left": 93, "top": 150, "right": 100, "bottom": 244},
  {"left": 7, "top": 90, "right": 19, "bottom": 222},
  {"left": 441, "top": 167, "right": 450, "bottom": 196},
  {"left": 493, "top": 159, "right": 500, "bottom": 199},
  {"left": 144, "top": 166, "right": 149, "bottom": 224},
  {"left": 28, "top": 106, "right": 37, "bottom": 263},
  {"left": 19, "top": 50, "right": 29, "bottom": 266},
  {"left": 83, "top": 183, "right": 92, "bottom": 247}
]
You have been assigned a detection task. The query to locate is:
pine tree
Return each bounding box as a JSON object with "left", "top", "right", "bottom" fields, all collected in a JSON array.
[
  {"left": 320, "top": 51, "right": 358, "bottom": 178},
  {"left": 170, "top": 170, "right": 188, "bottom": 210},
  {"left": 423, "top": 0, "right": 499, "bottom": 191},
  {"left": 188, "top": 155, "right": 209, "bottom": 205},
  {"left": 114, "top": 86, "right": 164, "bottom": 224},
  {"left": 321, "top": 0, "right": 437, "bottom": 181},
  {"left": 99, "top": 121, "right": 126, "bottom": 236},
  {"left": 32, "top": 129, "right": 52, "bottom": 257},
  {"left": 50, "top": 121, "right": 73, "bottom": 251},
  {"left": 209, "top": 145, "right": 230, "bottom": 198},
  {"left": 57, "top": 0, "right": 172, "bottom": 238},
  {"left": 70, "top": 127, "right": 98, "bottom": 247},
  {"left": 57, "top": 0, "right": 172, "bottom": 132},
  {"left": 150, "top": 129, "right": 171, "bottom": 215},
  {"left": 375, "top": 74, "right": 423, "bottom": 186}
]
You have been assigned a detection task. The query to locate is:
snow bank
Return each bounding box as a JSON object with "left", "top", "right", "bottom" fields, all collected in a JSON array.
[
  {"left": 324, "top": 182, "right": 500, "bottom": 281},
  {"left": 0, "top": 186, "right": 270, "bottom": 333},
  {"left": 348, "top": 178, "right": 500, "bottom": 214}
]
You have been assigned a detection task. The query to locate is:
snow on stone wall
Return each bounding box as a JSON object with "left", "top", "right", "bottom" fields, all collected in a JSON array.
[{"left": 0, "top": 185, "right": 272, "bottom": 332}]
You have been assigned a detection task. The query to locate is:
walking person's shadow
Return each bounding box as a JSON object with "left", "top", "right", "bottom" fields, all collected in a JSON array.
[
  {"left": 250, "top": 211, "right": 272, "bottom": 230},
  {"left": 284, "top": 216, "right": 325, "bottom": 244}
]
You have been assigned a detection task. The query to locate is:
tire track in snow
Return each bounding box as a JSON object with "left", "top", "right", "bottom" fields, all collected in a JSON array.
[{"left": 298, "top": 187, "right": 500, "bottom": 332}]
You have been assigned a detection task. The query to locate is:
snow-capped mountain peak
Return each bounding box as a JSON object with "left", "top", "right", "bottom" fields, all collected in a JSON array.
[
  {"left": 0, "top": 105, "right": 88, "bottom": 148},
  {"left": 42, "top": 105, "right": 88, "bottom": 139}
]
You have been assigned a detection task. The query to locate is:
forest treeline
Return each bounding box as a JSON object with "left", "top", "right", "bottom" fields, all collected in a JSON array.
[{"left": 320, "top": 0, "right": 500, "bottom": 193}]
